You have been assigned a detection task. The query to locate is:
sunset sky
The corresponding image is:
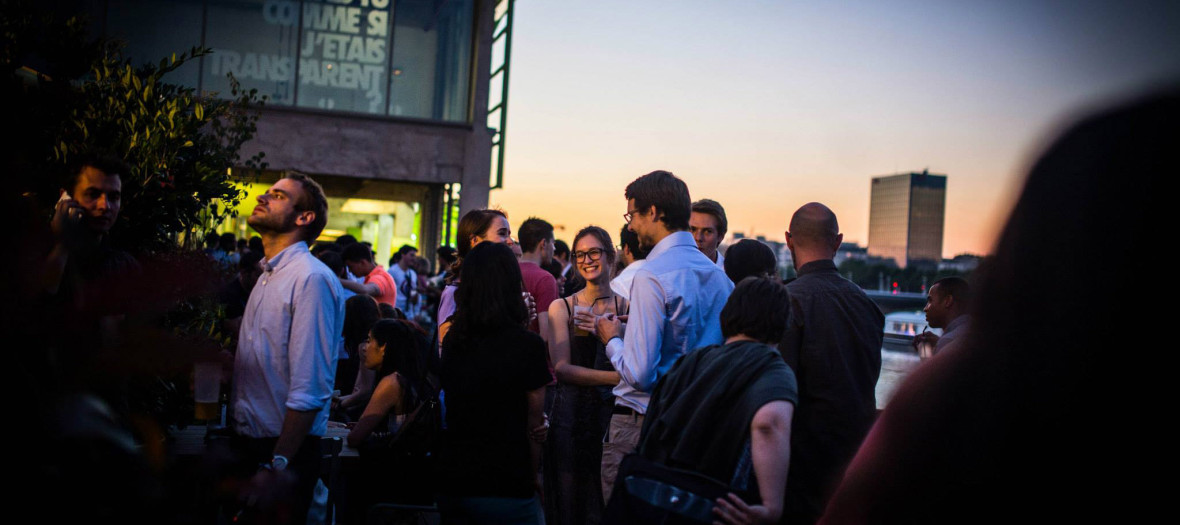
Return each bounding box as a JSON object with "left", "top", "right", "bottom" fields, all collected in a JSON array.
[{"left": 489, "top": 0, "right": 1180, "bottom": 257}]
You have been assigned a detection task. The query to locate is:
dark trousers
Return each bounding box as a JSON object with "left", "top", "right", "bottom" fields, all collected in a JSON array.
[
  {"left": 437, "top": 495, "right": 544, "bottom": 525},
  {"left": 229, "top": 434, "right": 323, "bottom": 525}
]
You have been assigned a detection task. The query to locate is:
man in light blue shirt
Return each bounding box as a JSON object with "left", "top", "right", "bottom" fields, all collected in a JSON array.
[
  {"left": 231, "top": 173, "right": 344, "bottom": 521},
  {"left": 388, "top": 244, "right": 419, "bottom": 314},
  {"left": 595, "top": 170, "right": 733, "bottom": 501}
]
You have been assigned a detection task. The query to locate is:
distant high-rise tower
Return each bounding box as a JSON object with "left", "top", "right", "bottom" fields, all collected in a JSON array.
[{"left": 868, "top": 171, "right": 946, "bottom": 268}]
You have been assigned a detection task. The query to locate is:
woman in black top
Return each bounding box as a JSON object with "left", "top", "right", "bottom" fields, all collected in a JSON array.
[
  {"left": 333, "top": 295, "right": 381, "bottom": 420},
  {"left": 347, "top": 319, "right": 430, "bottom": 448},
  {"left": 345, "top": 319, "right": 433, "bottom": 520},
  {"left": 437, "top": 241, "right": 552, "bottom": 524}
]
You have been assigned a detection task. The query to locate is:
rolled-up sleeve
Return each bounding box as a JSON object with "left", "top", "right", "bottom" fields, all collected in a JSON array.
[
  {"left": 286, "top": 272, "right": 341, "bottom": 411},
  {"left": 606, "top": 269, "right": 665, "bottom": 392}
]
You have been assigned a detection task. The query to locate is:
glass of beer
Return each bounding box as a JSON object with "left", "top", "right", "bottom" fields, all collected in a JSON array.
[
  {"left": 194, "top": 362, "right": 221, "bottom": 421},
  {"left": 573, "top": 305, "right": 593, "bottom": 337}
]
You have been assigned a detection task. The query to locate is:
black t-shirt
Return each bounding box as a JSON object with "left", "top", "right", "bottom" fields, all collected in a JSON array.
[{"left": 438, "top": 325, "right": 553, "bottom": 498}]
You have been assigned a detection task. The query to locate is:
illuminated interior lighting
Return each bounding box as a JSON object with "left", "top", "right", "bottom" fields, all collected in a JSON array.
[{"left": 341, "top": 198, "right": 400, "bottom": 215}]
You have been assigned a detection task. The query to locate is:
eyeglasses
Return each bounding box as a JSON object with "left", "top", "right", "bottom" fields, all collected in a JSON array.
[
  {"left": 624, "top": 208, "right": 642, "bottom": 223},
  {"left": 574, "top": 248, "right": 605, "bottom": 262}
]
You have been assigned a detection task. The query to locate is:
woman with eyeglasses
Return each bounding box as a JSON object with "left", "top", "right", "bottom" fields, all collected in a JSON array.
[{"left": 543, "top": 225, "right": 628, "bottom": 525}]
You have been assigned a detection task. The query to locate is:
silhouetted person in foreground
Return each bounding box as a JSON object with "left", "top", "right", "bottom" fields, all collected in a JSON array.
[{"left": 819, "top": 89, "right": 1178, "bottom": 524}]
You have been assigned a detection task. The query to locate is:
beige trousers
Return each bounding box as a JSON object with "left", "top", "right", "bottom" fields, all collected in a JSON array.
[{"left": 600, "top": 411, "right": 645, "bottom": 504}]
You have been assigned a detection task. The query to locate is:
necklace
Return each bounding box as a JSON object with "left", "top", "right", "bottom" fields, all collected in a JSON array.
[{"left": 576, "top": 292, "right": 613, "bottom": 305}]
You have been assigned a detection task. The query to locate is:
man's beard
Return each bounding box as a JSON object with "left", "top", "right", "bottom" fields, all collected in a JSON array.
[
  {"left": 248, "top": 210, "right": 297, "bottom": 235},
  {"left": 638, "top": 234, "right": 655, "bottom": 252}
]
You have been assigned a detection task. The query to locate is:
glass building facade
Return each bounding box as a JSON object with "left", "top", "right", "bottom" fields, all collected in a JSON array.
[
  {"left": 868, "top": 172, "right": 947, "bottom": 268},
  {"left": 103, "top": 0, "right": 474, "bottom": 122},
  {"left": 92, "top": 0, "right": 498, "bottom": 264}
]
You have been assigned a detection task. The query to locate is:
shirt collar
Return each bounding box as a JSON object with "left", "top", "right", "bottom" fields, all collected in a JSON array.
[
  {"left": 944, "top": 314, "right": 970, "bottom": 334},
  {"left": 797, "top": 259, "right": 838, "bottom": 276},
  {"left": 647, "top": 231, "right": 697, "bottom": 260},
  {"left": 261, "top": 241, "right": 309, "bottom": 273}
]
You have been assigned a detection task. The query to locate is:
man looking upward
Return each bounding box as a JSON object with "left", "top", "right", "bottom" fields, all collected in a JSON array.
[
  {"left": 689, "top": 198, "right": 728, "bottom": 269},
  {"left": 232, "top": 173, "right": 345, "bottom": 522},
  {"left": 595, "top": 171, "right": 734, "bottom": 501}
]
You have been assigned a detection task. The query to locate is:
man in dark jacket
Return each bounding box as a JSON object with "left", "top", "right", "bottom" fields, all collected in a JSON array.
[{"left": 779, "top": 203, "right": 884, "bottom": 525}]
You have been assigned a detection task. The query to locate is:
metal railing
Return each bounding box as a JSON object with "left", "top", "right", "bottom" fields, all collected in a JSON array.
[{"left": 488, "top": 0, "right": 515, "bottom": 189}]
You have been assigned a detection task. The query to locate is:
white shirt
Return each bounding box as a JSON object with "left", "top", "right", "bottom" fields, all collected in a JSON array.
[
  {"left": 936, "top": 315, "right": 971, "bottom": 354},
  {"left": 389, "top": 264, "right": 416, "bottom": 311},
  {"left": 610, "top": 259, "right": 649, "bottom": 300},
  {"left": 232, "top": 241, "right": 345, "bottom": 438},
  {"left": 714, "top": 250, "right": 725, "bottom": 271},
  {"left": 605, "top": 231, "right": 734, "bottom": 413}
]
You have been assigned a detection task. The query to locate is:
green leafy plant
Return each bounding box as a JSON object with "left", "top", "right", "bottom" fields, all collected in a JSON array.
[
  {"left": 52, "top": 44, "right": 267, "bottom": 252},
  {"left": 4, "top": 3, "right": 268, "bottom": 432}
]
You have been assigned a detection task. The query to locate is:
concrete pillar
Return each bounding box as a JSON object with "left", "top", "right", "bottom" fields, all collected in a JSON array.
[
  {"left": 459, "top": 0, "right": 496, "bottom": 216},
  {"left": 420, "top": 184, "right": 445, "bottom": 265},
  {"left": 376, "top": 214, "right": 394, "bottom": 265}
]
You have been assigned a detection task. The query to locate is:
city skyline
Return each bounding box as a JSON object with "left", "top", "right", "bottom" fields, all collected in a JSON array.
[{"left": 488, "top": 0, "right": 1180, "bottom": 258}]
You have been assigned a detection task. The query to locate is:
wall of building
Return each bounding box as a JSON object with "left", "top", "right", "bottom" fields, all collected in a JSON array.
[
  {"left": 97, "top": 0, "right": 499, "bottom": 260},
  {"left": 868, "top": 174, "right": 912, "bottom": 267},
  {"left": 906, "top": 179, "right": 946, "bottom": 265},
  {"left": 240, "top": 108, "right": 469, "bottom": 184}
]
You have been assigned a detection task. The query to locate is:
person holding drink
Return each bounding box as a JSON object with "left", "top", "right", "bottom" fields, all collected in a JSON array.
[{"left": 544, "top": 226, "right": 628, "bottom": 525}]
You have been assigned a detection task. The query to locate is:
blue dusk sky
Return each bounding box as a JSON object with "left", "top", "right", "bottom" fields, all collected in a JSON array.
[{"left": 490, "top": 0, "right": 1180, "bottom": 257}]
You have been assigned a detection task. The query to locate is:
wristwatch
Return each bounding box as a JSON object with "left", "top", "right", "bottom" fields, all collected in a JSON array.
[{"left": 270, "top": 454, "right": 289, "bottom": 472}]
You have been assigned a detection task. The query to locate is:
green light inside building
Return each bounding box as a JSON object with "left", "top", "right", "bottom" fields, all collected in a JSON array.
[{"left": 216, "top": 179, "right": 425, "bottom": 265}]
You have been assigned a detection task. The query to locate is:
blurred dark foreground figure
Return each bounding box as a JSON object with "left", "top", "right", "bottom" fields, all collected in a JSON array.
[{"left": 819, "top": 89, "right": 1179, "bottom": 524}]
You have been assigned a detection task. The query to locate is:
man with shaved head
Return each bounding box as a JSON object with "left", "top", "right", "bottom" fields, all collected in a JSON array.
[{"left": 779, "top": 203, "right": 884, "bottom": 525}]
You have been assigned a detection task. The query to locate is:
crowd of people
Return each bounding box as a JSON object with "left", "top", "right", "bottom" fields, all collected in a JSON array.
[
  {"left": 14, "top": 90, "right": 1174, "bottom": 524},
  {"left": 185, "top": 168, "right": 885, "bottom": 524}
]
